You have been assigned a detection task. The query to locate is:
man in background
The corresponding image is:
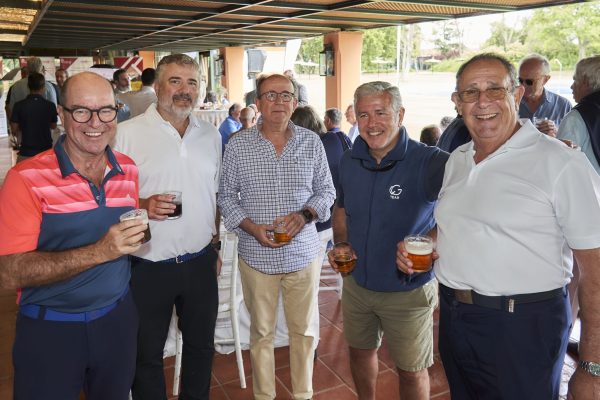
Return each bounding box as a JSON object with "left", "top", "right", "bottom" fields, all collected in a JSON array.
[
  {"left": 558, "top": 55, "right": 600, "bottom": 175},
  {"left": 518, "top": 54, "right": 572, "bottom": 136},
  {"left": 284, "top": 69, "right": 308, "bottom": 106},
  {"left": 10, "top": 72, "right": 57, "bottom": 162},
  {"left": 113, "top": 68, "right": 131, "bottom": 122},
  {"left": 420, "top": 124, "right": 441, "bottom": 146},
  {"left": 218, "top": 102, "right": 242, "bottom": 147},
  {"left": 239, "top": 106, "right": 257, "bottom": 130},
  {"left": 345, "top": 104, "right": 359, "bottom": 142},
  {"left": 117, "top": 67, "right": 157, "bottom": 118},
  {"left": 8, "top": 57, "right": 57, "bottom": 113}
]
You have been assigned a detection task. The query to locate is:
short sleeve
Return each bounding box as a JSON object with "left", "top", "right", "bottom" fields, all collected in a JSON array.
[{"left": 0, "top": 169, "right": 42, "bottom": 255}]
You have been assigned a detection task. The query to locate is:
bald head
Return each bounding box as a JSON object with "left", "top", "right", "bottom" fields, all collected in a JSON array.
[
  {"left": 239, "top": 107, "right": 257, "bottom": 129},
  {"left": 61, "top": 71, "right": 115, "bottom": 107}
]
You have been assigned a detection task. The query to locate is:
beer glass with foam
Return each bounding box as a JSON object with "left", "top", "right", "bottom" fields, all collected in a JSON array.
[
  {"left": 273, "top": 221, "right": 291, "bottom": 244},
  {"left": 404, "top": 235, "right": 433, "bottom": 272}
]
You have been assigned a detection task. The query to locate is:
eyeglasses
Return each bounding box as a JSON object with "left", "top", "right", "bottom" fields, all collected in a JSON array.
[
  {"left": 258, "top": 91, "right": 295, "bottom": 103},
  {"left": 457, "top": 87, "right": 511, "bottom": 103},
  {"left": 518, "top": 77, "right": 539, "bottom": 86},
  {"left": 62, "top": 106, "right": 118, "bottom": 123}
]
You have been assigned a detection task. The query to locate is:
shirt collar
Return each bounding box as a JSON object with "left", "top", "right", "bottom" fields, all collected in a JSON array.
[
  {"left": 459, "top": 118, "right": 540, "bottom": 155},
  {"left": 351, "top": 126, "right": 409, "bottom": 165},
  {"left": 54, "top": 134, "right": 124, "bottom": 178}
]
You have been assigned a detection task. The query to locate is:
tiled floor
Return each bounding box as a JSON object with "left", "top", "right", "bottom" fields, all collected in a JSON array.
[{"left": 0, "top": 136, "right": 578, "bottom": 399}]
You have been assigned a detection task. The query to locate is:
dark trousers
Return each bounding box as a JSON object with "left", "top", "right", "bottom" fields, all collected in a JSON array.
[
  {"left": 439, "top": 286, "right": 571, "bottom": 400},
  {"left": 13, "top": 291, "right": 138, "bottom": 400},
  {"left": 130, "top": 250, "right": 218, "bottom": 400}
]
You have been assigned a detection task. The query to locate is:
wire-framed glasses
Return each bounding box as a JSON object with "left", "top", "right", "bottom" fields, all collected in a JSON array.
[
  {"left": 258, "top": 91, "right": 295, "bottom": 103},
  {"left": 457, "top": 87, "right": 511, "bottom": 103}
]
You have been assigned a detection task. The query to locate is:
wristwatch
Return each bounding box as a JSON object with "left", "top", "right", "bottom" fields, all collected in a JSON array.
[
  {"left": 211, "top": 240, "right": 222, "bottom": 251},
  {"left": 579, "top": 361, "right": 600, "bottom": 377},
  {"left": 300, "top": 208, "right": 314, "bottom": 224}
]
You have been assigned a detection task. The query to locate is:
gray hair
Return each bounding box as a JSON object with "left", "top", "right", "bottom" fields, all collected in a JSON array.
[
  {"left": 26, "top": 57, "right": 43, "bottom": 74},
  {"left": 354, "top": 81, "right": 402, "bottom": 112},
  {"left": 575, "top": 55, "right": 600, "bottom": 92},
  {"left": 324, "top": 108, "right": 342, "bottom": 125},
  {"left": 519, "top": 53, "right": 551, "bottom": 75},
  {"left": 455, "top": 53, "right": 519, "bottom": 91},
  {"left": 156, "top": 53, "right": 200, "bottom": 82},
  {"left": 256, "top": 73, "right": 297, "bottom": 97}
]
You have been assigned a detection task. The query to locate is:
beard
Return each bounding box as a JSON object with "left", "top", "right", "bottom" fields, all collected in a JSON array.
[{"left": 158, "top": 92, "right": 196, "bottom": 119}]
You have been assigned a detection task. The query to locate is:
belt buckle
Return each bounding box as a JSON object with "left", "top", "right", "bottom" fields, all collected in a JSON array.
[
  {"left": 454, "top": 289, "right": 473, "bottom": 304},
  {"left": 176, "top": 255, "right": 183, "bottom": 264}
]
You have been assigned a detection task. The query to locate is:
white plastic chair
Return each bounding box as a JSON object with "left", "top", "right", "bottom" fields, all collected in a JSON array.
[
  {"left": 214, "top": 232, "right": 246, "bottom": 388},
  {"left": 173, "top": 232, "right": 246, "bottom": 393}
]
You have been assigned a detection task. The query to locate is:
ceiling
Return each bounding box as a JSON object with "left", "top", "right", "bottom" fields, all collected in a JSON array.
[{"left": 0, "top": 0, "right": 588, "bottom": 58}]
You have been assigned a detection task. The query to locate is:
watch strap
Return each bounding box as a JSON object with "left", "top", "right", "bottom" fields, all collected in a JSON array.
[{"left": 579, "top": 361, "right": 600, "bottom": 377}]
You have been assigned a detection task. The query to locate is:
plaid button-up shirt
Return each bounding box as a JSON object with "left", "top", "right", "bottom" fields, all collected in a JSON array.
[{"left": 218, "top": 121, "right": 335, "bottom": 274}]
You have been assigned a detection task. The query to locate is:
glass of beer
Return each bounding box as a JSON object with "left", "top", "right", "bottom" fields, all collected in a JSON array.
[
  {"left": 273, "top": 221, "right": 291, "bottom": 244},
  {"left": 404, "top": 235, "right": 433, "bottom": 272},
  {"left": 120, "top": 208, "right": 151, "bottom": 244},
  {"left": 332, "top": 242, "right": 357, "bottom": 274},
  {"left": 164, "top": 191, "right": 182, "bottom": 219}
]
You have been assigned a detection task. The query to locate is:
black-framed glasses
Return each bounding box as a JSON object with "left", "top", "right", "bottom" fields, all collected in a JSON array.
[
  {"left": 62, "top": 106, "right": 118, "bottom": 123},
  {"left": 258, "top": 91, "right": 295, "bottom": 103},
  {"left": 518, "top": 77, "right": 540, "bottom": 86},
  {"left": 457, "top": 87, "right": 511, "bottom": 103}
]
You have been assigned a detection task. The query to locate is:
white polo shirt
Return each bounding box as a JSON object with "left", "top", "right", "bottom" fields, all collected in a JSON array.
[
  {"left": 435, "top": 119, "right": 600, "bottom": 296},
  {"left": 114, "top": 103, "right": 221, "bottom": 261}
]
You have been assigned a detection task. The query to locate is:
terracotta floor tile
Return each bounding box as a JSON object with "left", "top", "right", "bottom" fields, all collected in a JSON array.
[
  {"left": 318, "top": 348, "right": 356, "bottom": 390},
  {"left": 431, "top": 391, "right": 451, "bottom": 399},
  {"left": 313, "top": 385, "right": 358, "bottom": 400},
  {"left": 316, "top": 324, "right": 346, "bottom": 357},
  {"left": 222, "top": 373, "right": 291, "bottom": 400},
  {"left": 212, "top": 349, "right": 252, "bottom": 385},
  {"left": 318, "top": 300, "right": 344, "bottom": 326},
  {"left": 429, "top": 354, "right": 450, "bottom": 396},
  {"left": 375, "top": 369, "right": 399, "bottom": 400},
  {"left": 208, "top": 385, "right": 229, "bottom": 400},
  {"left": 275, "top": 359, "right": 344, "bottom": 395}
]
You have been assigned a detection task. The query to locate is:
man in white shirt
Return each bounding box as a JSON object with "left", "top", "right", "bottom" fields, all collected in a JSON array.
[
  {"left": 117, "top": 68, "right": 157, "bottom": 118},
  {"left": 345, "top": 104, "right": 359, "bottom": 142},
  {"left": 397, "top": 53, "right": 600, "bottom": 400},
  {"left": 114, "top": 54, "right": 221, "bottom": 400}
]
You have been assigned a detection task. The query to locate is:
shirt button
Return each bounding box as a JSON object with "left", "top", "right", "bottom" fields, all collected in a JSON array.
[{"left": 96, "top": 196, "right": 100, "bottom": 200}]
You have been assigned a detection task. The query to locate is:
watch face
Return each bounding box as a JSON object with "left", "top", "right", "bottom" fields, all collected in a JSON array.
[{"left": 580, "top": 361, "right": 600, "bottom": 376}]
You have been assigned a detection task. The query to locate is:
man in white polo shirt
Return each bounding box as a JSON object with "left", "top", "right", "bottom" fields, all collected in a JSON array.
[
  {"left": 114, "top": 54, "right": 221, "bottom": 400},
  {"left": 397, "top": 53, "right": 600, "bottom": 399}
]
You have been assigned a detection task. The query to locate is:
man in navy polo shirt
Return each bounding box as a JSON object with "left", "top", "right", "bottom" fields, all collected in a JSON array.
[
  {"left": 0, "top": 71, "right": 146, "bottom": 400},
  {"left": 10, "top": 72, "right": 57, "bottom": 163},
  {"left": 329, "top": 81, "right": 448, "bottom": 399}
]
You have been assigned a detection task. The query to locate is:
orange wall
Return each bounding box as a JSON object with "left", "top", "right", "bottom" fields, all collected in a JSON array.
[
  {"left": 324, "top": 31, "right": 363, "bottom": 133},
  {"left": 220, "top": 47, "right": 245, "bottom": 104},
  {"left": 138, "top": 51, "right": 155, "bottom": 69}
]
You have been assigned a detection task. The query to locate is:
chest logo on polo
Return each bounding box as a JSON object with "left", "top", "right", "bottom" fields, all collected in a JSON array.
[{"left": 389, "top": 184, "right": 403, "bottom": 199}]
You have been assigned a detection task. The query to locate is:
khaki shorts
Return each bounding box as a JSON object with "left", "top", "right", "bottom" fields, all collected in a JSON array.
[{"left": 342, "top": 275, "right": 438, "bottom": 371}]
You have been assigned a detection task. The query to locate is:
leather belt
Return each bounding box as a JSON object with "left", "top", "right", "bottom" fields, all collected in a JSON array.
[
  {"left": 19, "top": 288, "right": 128, "bottom": 322},
  {"left": 439, "top": 283, "right": 565, "bottom": 313},
  {"left": 132, "top": 244, "right": 212, "bottom": 265}
]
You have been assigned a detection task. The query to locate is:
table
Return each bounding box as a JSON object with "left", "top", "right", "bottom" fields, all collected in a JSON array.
[{"left": 193, "top": 109, "right": 228, "bottom": 128}]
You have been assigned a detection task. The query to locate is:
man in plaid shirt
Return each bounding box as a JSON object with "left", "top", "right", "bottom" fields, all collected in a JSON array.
[{"left": 219, "top": 73, "right": 335, "bottom": 400}]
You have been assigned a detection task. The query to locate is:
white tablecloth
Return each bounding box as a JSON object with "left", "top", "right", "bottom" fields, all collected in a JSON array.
[{"left": 193, "top": 109, "right": 228, "bottom": 128}]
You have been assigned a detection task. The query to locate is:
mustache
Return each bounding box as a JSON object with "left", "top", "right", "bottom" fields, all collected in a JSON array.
[{"left": 173, "top": 93, "right": 193, "bottom": 102}]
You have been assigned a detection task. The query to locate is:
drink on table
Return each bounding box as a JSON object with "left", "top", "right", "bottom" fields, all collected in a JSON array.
[{"left": 404, "top": 235, "right": 433, "bottom": 272}]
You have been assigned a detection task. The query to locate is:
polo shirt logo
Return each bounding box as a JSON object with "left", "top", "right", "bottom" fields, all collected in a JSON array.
[{"left": 389, "top": 184, "right": 403, "bottom": 199}]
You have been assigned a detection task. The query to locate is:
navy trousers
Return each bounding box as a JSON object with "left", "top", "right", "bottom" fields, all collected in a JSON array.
[
  {"left": 438, "top": 286, "right": 571, "bottom": 400},
  {"left": 13, "top": 291, "right": 138, "bottom": 400},
  {"left": 130, "top": 249, "right": 219, "bottom": 400}
]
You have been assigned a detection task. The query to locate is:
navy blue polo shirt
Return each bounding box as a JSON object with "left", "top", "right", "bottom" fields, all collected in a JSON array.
[
  {"left": 10, "top": 94, "right": 57, "bottom": 157},
  {"left": 338, "top": 127, "right": 448, "bottom": 292},
  {"left": 0, "top": 135, "right": 139, "bottom": 312}
]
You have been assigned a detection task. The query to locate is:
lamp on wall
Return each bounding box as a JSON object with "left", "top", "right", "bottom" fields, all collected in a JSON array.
[{"left": 319, "top": 44, "right": 334, "bottom": 77}]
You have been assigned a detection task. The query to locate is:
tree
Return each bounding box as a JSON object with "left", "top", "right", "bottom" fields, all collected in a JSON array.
[
  {"left": 433, "top": 20, "right": 465, "bottom": 58},
  {"left": 524, "top": 3, "right": 600, "bottom": 66},
  {"left": 297, "top": 36, "right": 323, "bottom": 74},
  {"left": 484, "top": 15, "right": 526, "bottom": 52}
]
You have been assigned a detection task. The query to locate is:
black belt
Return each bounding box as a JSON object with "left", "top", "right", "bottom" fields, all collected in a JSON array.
[
  {"left": 439, "top": 283, "right": 565, "bottom": 313},
  {"left": 131, "top": 244, "right": 212, "bottom": 265}
]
